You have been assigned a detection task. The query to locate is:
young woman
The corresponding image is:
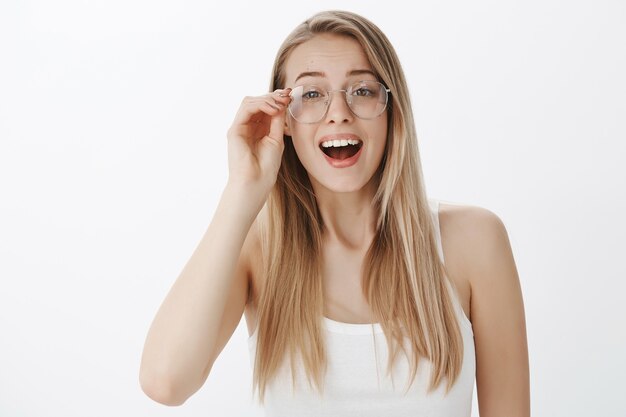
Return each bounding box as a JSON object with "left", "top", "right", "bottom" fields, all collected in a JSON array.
[{"left": 140, "top": 10, "right": 530, "bottom": 417}]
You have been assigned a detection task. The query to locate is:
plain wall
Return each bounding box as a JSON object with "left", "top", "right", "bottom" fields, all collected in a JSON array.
[{"left": 1, "top": 1, "right": 624, "bottom": 416}]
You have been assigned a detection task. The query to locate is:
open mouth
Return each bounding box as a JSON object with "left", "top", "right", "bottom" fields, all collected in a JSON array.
[{"left": 319, "top": 142, "right": 363, "bottom": 160}]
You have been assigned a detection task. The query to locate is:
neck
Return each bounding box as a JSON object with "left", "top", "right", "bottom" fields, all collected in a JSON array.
[{"left": 311, "top": 177, "right": 378, "bottom": 251}]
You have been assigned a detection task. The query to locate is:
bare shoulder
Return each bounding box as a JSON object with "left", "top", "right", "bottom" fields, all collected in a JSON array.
[
  {"left": 439, "top": 201, "right": 530, "bottom": 415},
  {"left": 438, "top": 202, "right": 519, "bottom": 292},
  {"left": 438, "top": 202, "right": 509, "bottom": 276},
  {"left": 438, "top": 202, "right": 505, "bottom": 239},
  {"left": 437, "top": 202, "right": 503, "bottom": 320}
]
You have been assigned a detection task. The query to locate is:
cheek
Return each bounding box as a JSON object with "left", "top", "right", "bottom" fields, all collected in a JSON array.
[
  {"left": 372, "top": 116, "right": 388, "bottom": 148},
  {"left": 290, "top": 124, "right": 317, "bottom": 149}
]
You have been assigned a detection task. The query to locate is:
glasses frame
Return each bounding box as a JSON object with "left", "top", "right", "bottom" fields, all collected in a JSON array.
[{"left": 287, "top": 80, "right": 391, "bottom": 124}]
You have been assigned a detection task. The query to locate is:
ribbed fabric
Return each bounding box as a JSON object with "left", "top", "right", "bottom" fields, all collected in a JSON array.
[{"left": 248, "top": 198, "right": 475, "bottom": 416}]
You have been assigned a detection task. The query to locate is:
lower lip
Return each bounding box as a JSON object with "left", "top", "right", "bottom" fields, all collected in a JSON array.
[{"left": 321, "top": 145, "right": 363, "bottom": 168}]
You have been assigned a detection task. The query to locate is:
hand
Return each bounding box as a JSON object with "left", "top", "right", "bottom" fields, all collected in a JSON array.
[{"left": 226, "top": 88, "right": 292, "bottom": 194}]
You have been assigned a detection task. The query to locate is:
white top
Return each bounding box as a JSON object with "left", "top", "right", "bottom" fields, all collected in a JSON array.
[{"left": 247, "top": 198, "right": 475, "bottom": 416}]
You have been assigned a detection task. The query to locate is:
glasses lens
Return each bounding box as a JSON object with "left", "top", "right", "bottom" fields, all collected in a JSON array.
[
  {"left": 347, "top": 81, "right": 388, "bottom": 119},
  {"left": 287, "top": 81, "right": 390, "bottom": 124},
  {"left": 288, "top": 85, "right": 328, "bottom": 124}
]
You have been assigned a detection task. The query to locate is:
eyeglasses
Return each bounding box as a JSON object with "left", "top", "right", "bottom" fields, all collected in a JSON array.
[{"left": 287, "top": 80, "right": 391, "bottom": 124}]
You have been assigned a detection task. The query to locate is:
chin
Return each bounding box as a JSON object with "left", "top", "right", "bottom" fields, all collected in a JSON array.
[{"left": 312, "top": 175, "right": 371, "bottom": 194}]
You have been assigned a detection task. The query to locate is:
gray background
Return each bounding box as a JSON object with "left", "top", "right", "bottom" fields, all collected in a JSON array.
[{"left": 1, "top": 0, "right": 624, "bottom": 415}]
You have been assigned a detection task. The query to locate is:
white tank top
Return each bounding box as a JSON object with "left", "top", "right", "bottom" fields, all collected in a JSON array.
[{"left": 247, "top": 198, "right": 475, "bottom": 416}]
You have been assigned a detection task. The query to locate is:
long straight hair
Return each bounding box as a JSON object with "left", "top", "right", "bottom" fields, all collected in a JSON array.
[{"left": 252, "top": 10, "right": 464, "bottom": 404}]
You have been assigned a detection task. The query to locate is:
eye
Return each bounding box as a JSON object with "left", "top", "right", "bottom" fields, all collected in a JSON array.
[
  {"left": 301, "top": 87, "right": 324, "bottom": 101},
  {"left": 353, "top": 87, "right": 374, "bottom": 97},
  {"left": 351, "top": 81, "right": 381, "bottom": 97}
]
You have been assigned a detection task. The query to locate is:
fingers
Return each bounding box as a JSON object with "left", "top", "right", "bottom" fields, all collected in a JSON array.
[
  {"left": 267, "top": 106, "right": 286, "bottom": 141},
  {"left": 274, "top": 88, "right": 292, "bottom": 103},
  {"left": 233, "top": 89, "right": 292, "bottom": 126}
]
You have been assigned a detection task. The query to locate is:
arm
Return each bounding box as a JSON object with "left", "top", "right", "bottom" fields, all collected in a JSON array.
[
  {"left": 464, "top": 208, "right": 531, "bottom": 416},
  {"left": 139, "top": 184, "right": 259, "bottom": 406},
  {"left": 139, "top": 88, "right": 290, "bottom": 406}
]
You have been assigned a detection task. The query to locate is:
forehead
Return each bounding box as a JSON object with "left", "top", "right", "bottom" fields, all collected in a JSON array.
[{"left": 283, "top": 34, "right": 374, "bottom": 85}]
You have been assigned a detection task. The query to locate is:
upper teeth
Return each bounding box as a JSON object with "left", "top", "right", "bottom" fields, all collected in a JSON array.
[{"left": 321, "top": 139, "right": 362, "bottom": 148}]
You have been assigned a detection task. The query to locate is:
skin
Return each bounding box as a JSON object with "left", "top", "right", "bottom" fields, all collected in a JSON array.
[{"left": 141, "top": 32, "right": 530, "bottom": 415}]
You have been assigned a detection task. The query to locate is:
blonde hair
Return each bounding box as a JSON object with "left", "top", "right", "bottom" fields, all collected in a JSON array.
[{"left": 252, "top": 10, "right": 464, "bottom": 403}]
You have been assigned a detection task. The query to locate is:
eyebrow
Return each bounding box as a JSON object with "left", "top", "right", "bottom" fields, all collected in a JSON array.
[{"left": 294, "top": 69, "right": 377, "bottom": 83}]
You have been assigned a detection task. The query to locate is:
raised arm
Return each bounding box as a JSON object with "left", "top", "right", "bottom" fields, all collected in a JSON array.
[
  {"left": 139, "top": 184, "right": 259, "bottom": 405},
  {"left": 139, "top": 87, "right": 292, "bottom": 406}
]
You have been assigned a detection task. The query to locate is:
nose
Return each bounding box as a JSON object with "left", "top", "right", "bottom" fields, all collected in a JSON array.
[{"left": 324, "top": 90, "right": 354, "bottom": 124}]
